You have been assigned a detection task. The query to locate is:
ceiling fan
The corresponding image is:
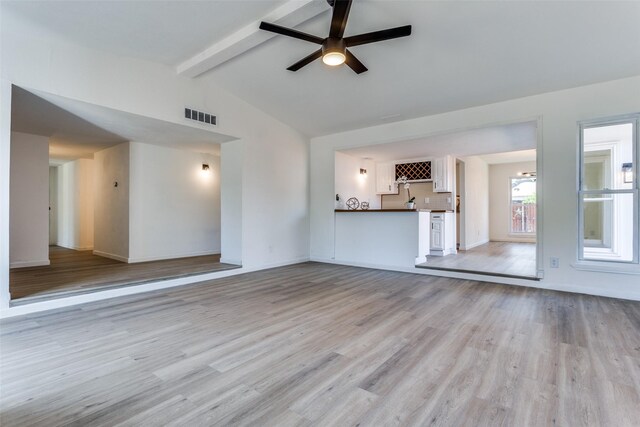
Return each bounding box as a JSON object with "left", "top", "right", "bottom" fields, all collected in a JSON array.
[{"left": 259, "top": 0, "right": 411, "bottom": 74}]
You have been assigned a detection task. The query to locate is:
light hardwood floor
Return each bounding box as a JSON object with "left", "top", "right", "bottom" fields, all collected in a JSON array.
[
  {"left": 1, "top": 262, "right": 639, "bottom": 426},
  {"left": 418, "top": 241, "right": 537, "bottom": 279},
  {"left": 10, "top": 246, "right": 239, "bottom": 303}
]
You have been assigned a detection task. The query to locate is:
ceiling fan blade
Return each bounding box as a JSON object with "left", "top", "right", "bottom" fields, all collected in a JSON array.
[
  {"left": 329, "top": 0, "right": 352, "bottom": 39},
  {"left": 259, "top": 22, "right": 324, "bottom": 44},
  {"left": 344, "top": 25, "right": 412, "bottom": 47},
  {"left": 287, "top": 49, "right": 323, "bottom": 71},
  {"left": 344, "top": 50, "right": 368, "bottom": 74}
]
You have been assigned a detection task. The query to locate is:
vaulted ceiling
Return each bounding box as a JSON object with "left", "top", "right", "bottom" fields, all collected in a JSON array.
[{"left": 4, "top": 1, "right": 640, "bottom": 137}]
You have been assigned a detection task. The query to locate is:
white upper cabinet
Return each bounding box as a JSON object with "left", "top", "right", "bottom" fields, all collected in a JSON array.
[
  {"left": 433, "top": 155, "right": 454, "bottom": 193},
  {"left": 375, "top": 162, "right": 397, "bottom": 194}
]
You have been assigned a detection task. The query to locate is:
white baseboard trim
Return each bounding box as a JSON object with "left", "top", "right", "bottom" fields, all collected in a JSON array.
[
  {"left": 241, "top": 257, "right": 309, "bottom": 272},
  {"left": 311, "top": 257, "right": 419, "bottom": 273},
  {"left": 128, "top": 250, "right": 220, "bottom": 264},
  {"left": 57, "top": 243, "right": 94, "bottom": 251},
  {"left": 490, "top": 238, "right": 537, "bottom": 244},
  {"left": 0, "top": 256, "right": 309, "bottom": 319},
  {"left": 309, "top": 257, "right": 640, "bottom": 302},
  {"left": 7, "top": 254, "right": 638, "bottom": 319},
  {"left": 92, "top": 250, "right": 129, "bottom": 263},
  {"left": 527, "top": 281, "right": 640, "bottom": 301},
  {"left": 10, "top": 259, "right": 50, "bottom": 268},
  {"left": 460, "top": 239, "right": 490, "bottom": 251},
  {"left": 220, "top": 257, "right": 242, "bottom": 265}
]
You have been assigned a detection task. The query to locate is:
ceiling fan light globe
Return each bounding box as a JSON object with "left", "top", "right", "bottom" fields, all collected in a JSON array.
[{"left": 322, "top": 52, "right": 346, "bottom": 66}]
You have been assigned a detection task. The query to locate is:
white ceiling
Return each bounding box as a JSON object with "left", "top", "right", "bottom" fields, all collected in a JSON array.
[
  {"left": 478, "top": 149, "right": 536, "bottom": 165},
  {"left": 339, "top": 120, "right": 537, "bottom": 162},
  {"left": 2, "top": 0, "right": 286, "bottom": 65},
  {"left": 4, "top": 1, "right": 640, "bottom": 137},
  {"left": 11, "top": 86, "right": 232, "bottom": 161}
]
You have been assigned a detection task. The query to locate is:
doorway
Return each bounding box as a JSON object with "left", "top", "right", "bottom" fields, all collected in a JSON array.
[
  {"left": 422, "top": 149, "right": 538, "bottom": 279},
  {"left": 336, "top": 120, "right": 540, "bottom": 280},
  {"left": 455, "top": 159, "right": 464, "bottom": 251}
]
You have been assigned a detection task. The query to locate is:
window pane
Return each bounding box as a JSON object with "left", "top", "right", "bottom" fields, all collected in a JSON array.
[
  {"left": 582, "top": 123, "right": 633, "bottom": 191},
  {"left": 510, "top": 177, "right": 536, "bottom": 233},
  {"left": 581, "top": 192, "right": 634, "bottom": 262}
]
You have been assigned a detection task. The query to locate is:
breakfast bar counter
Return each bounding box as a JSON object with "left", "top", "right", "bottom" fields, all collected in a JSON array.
[
  {"left": 334, "top": 209, "right": 430, "bottom": 268},
  {"left": 334, "top": 209, "right": 419, "bottom": 213}
]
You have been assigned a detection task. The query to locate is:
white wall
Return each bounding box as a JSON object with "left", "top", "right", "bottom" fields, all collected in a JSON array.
[
  {"left": 49, "top": 166, "right": 58, "bottom": 245},
  {"left": 1, "top": 10, "right": 310, "bottom": 310},
  {"left": 129, "top": 142, "right": 220, "bottom": 262},
  {"left": 93, "top": 143, "right": 129, "bottom": 261},
  {"left": 1, "top": 80, "right": 10, "bottom": 305},
  {"left": 489, "top": 161, "right": 537, "bottom": 243},
  {"left": 220, "top": 141, "right": 243, "bottom": 265},
  {"left": 334, "top": 152, "right": 378, "bottom": 209},
  {"left": 57, "top": 158, "right": 94, "bottom": 250},
  {"left": 311, "top": 75, "right": 640, "bottom": 301},
  {"left": 9, "top": 132, "right": 49, "bottom": 267},
  {"left": 460, "top": 156, "right": 490, "bottom": 249},
  {"left": 226, "top": 100, "right": 308, "bottom": 269}
]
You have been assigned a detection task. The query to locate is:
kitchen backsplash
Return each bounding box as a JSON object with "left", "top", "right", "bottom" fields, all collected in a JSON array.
[{"left": 381, "top": 182, "right": 454, "bottom": 211}]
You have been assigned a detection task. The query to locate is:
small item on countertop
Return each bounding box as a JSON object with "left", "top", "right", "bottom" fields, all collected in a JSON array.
[
  {"left": 346, "top": 197, "right": 360, "bottom": 210},
  {"left": 361, "top": 202, "right": 370, "bottom": 210},
  {"left": 397, "top": 176, "right": 414, "bottom": 204}
]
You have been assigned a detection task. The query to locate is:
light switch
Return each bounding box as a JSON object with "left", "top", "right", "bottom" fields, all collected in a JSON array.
[{"left": 424, "top": 197, "right": 430, "bottom": 203}]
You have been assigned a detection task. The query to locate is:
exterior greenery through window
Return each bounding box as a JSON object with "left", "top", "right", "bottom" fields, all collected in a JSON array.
[{"left": 510, "top": 176, "right": 536, "bottom": 234}]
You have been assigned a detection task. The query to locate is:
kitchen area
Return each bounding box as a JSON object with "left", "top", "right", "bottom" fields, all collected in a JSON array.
[
  {"left": 334, "top": 153, "right": 457, "bottom": 268},
  {"left": 331, "top": 121, "right": 539, "bottom": 279}
]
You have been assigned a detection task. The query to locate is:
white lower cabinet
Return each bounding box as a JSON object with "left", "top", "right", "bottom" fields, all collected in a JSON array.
[
  {"left": 429, "top": 212, "right": 456, "bottom": 256},
  {"left": 430, "top": 216, "right": 444, "bottom": 251}
]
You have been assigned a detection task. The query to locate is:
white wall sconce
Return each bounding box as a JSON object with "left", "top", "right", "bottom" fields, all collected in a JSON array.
[
  {"left": 360, "top": 168, "right": 367, "bottom": 176},
  {"left": 622, "top": 163, "right": 633, "bottom": 183}
]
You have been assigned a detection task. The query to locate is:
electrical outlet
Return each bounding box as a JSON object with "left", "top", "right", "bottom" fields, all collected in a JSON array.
[
  {"left": 447, "top": 197, "right": 451, "bottom": 203},
  {"left": 550, "top": 257, "right": 560, "bottom": 268},
  {"left": 424, "top": 197, "right": 430, "bottom": 203}
]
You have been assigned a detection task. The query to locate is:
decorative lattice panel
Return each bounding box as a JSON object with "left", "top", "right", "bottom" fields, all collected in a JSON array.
[{"left": 395, "top": 161, "right": 431, "bottom": 181}]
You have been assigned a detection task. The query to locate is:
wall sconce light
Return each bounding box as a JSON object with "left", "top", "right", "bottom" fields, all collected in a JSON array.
[
  {"left": 202, "top": 163, "right": 210, "bottom": 171},
  {"left": 622, "top": 163, "right": 633, "bottom": 183},
  {"left": 360, "top": 168, "right": 367, "bottom": 175}
]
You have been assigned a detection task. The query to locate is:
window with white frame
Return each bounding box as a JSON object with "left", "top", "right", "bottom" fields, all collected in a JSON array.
[
  {"left": 578, "top": 115, "right": 639, "bottom": 264},
  {"left": 510, "top": 175, "right": 536, "bottom": 234}
]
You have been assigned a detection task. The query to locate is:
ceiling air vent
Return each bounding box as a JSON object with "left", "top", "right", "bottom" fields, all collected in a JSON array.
[
  {"left": 395, "top": 161, "right": 431, "bottom": 181},
  {"left": 184, "top": 108, "right": 217, "bottom": 126}
]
